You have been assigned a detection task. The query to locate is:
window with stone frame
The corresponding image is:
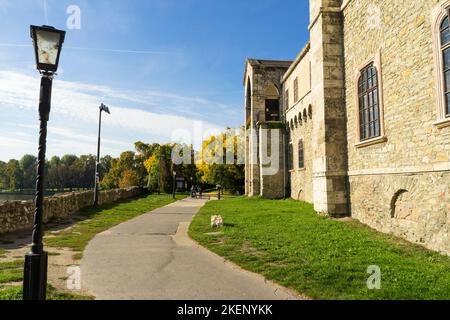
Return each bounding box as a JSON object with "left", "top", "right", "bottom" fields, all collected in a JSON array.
[
  {"left": 440, "top": 12, "right": 450, "bottom": 117},
  {"left": 284, "top": 89, "right": 289, "bottom": 111},
  {"left": 294, "top": 77, "right": 299, "bottom": 102},
  {"left": 358, "top": 63, "right": 381, "bottom": 141},
  {"left": 298, "top": 140, "right": 304, "bottom": 169}
]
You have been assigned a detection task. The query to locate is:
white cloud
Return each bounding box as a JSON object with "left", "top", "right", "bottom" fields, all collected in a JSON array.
[{"left": 0, "top": 70, "right": 233, "bottom": 160}]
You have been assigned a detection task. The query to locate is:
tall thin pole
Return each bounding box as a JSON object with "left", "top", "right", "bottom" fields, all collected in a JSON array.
[
  {"left": 157, "top": 149, "right": 161, "bottom": 195},
  {"left": 93, "top": 108, "right": 102, "bottom": 207},
  {"left": 23, "top": 74, "right": 52, "bottom": 300}
]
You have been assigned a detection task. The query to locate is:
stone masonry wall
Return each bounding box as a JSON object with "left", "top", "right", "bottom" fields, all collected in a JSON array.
[
  {"left": 284, "top": 46, "right": 314, "bottom": 203},
  {"left": 287, "top": 101, "right": 314, "bottom": 203},
  {"left": 343, "top": 0, "right": 449, "bottom": 254},
  {"left": 245, "top": 60, "right": 291, "bottom": 197},
  {"left": 0, "top": 187, "right": 143, "bottom": 235},
  {"left": 310, "top": 0, "right": 349, "bottom": 216}
]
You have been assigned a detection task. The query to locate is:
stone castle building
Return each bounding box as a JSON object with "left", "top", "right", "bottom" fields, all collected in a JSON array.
[{"left": 244, "top": 0, "right": 449, "bottom": 255}]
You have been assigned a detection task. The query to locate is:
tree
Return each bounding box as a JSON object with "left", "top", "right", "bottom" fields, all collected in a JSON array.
[
  {"left": 144, "top": 153, "right": 160, "bottom": 192},
  {"left": 5, "top": 159, "right": 24, "bottom": 190},
  {"left": 197, "top": 131, "right": 244, "bottom": 192},
  {"left": 0, "top": 161, "right": 7, "bottom": 190},
  {"left": 19, "top": 155, "right": 37, "bottom": 189},
  {"left": 99, "top": 155, "right": 113, "bottom": 180},
  {"left": 101, "top": 151, "right": 140, "bottom": 189},
  {"left": 119, "top": 169, "right": 140, "bottom": 188}
]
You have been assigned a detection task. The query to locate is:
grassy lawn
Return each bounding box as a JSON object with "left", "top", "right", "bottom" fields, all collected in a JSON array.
[
  {"left": 45, "top": 193, "right": 185, "bottom": 257},
  {"left": 189, "top": 197, "right": 450, "bottom": 300},
  {"left": 0, "top": 193, "right": 184, "bottom": 300},
  {"left": 0, "top": 259, "right": 93, "bottom": 300}
]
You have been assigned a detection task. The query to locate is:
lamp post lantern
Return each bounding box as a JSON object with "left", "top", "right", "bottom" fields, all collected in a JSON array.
[
  {"left": 93, "top": 103, "right": 110, "bottom": 207},
  {"left": 24, "top": 25, "right": 66, "bottom": 301}
]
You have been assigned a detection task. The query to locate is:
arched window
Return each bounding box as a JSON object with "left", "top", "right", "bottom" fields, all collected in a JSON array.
[
  {"left": 265, "top": 83, "right": 280, "bottom": 121},
  {"left": 298, "top": 140, "right": 304, "bottom": 169},
  {"left": 358, "top": 63, "right": 381, "bottom": 141},
  {"left": 432, "top": 3, "right": 450, "bottom": 127},
  {"left": 440, "top": 13, "right": 450, "bottom": 116}
]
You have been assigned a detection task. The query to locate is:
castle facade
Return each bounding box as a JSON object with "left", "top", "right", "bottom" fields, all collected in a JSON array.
[{"left": 244, "top": 0, "right": 449, "bottom": 254}]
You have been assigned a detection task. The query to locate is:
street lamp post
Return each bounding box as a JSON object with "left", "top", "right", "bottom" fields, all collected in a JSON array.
[
  {"left": 172, "top": 171, "right": 176, "bottom": 199},
  {"left": 93, "top": 103, "right": 110, "bottom": 207},
  {"left": 217, "top": 184, "right": 221, "bottom": 200},
  {"left": 24, "top": 25, "right": 66, "bottom": 301}
]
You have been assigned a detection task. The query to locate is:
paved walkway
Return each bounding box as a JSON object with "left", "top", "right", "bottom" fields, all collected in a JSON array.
[{"left": 81, "top": 197, "right": 301, "bottom": 300}]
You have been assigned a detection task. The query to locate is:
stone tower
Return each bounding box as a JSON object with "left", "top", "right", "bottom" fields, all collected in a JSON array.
[
  {"left": 309, "top": 0, "right": 349, "bottom": 216},
  {"left": 244, "top": 59, "right": 292, "bottom": 198}
]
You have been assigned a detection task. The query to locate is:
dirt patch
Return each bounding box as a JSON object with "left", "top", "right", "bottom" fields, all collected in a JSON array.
[
  {"left": 240, "top": 241, "right": 267, "bottom": 258},
  {"left": 0, "top": 228, "right": 92, "bottom": 297}
]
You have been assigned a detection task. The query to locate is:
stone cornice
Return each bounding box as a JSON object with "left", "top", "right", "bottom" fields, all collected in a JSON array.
[{"left": 308, "top": 6, "right": 342, "bottom": 31}]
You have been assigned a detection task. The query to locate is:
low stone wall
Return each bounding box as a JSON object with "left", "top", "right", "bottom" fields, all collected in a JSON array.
[
  {"left": 0, "top": 187, "right": 143, "bottom": 235},
  {"left": 349, "top": 172, "right": 449, "bottom": 256}
]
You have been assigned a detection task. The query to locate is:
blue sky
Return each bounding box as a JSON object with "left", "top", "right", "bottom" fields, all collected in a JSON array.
[{"left": 0, "top": 0, "right": 310, "bottom": 161}]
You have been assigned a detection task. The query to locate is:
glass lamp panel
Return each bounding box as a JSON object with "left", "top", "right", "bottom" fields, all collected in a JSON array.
[{"left": 36, "top": 29, "right": 61, "bottom": 66}]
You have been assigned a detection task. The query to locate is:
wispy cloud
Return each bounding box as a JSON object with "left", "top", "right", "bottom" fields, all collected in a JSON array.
[{"left": 0, "top": 70, "right": 231, "bottom": 160}]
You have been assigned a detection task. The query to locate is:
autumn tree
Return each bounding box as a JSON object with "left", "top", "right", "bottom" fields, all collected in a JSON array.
[{"left": 119, "top": 170, "right": 140, "bottom": 188}]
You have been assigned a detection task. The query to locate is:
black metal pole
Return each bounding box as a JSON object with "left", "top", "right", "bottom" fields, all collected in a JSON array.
[
  {"left": 172, "top": 173, "right": 176, "bottom": 199},
  {"left": 23, "top": 74, "right": 52, "bottom": 300},
  {"left": 93, "top": 109, "right": 102, "bottom": 207},
  {"left": 157, "top": 150, "right": 161, "bottom": 195}
]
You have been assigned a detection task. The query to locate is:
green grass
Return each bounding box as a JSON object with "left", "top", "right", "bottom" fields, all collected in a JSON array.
[
  {"left": 189, "top": 197, "right": 450, "bottom": 300},
  {"left": 0, "top": 285, "right": 93, "bottom": 300},
  {"left": 45, "top": 194, "right": 185, "bottom": 257},
  {"left": 0, "top": 259, "right": 92, "bottom": 300},
  {"left": 0, "top": 260, "right": 23, "bottom": 284}
]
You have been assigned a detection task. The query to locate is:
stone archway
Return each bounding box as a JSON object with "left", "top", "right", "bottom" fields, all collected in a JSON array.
[{"left": 390, "top": 189, "right": 411, "bottom": 219}]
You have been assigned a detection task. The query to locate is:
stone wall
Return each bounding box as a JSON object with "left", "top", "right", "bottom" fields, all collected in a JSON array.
[
  {"left": 349, "top": 172, "right": 449, "bottom": 254},
  {"left": 0, "top": 187, "right": 143, "bottom": 235},
  {"left": 310, "top": 0, "right": 349, "bottom": 216},
  {"left": 284, "top": 45, "right": 314, "bottom": 203},
  {"left": 342, "top": 0, "right": 449, "bottom": 254},
  {"left": 244, "top": 59, "right": 291, "bottom": 197}
]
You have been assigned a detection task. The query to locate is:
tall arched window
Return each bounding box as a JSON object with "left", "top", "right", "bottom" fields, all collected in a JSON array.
[
  {"left": 441, "top": 13, "right": 450, "bottom": 116},
  {"left": 265, "top": 83, "right": 280, "bottom": 121},
  {"left": 298, "top": 140, "right": 304, "bottom": 169},
  {"left": 432, "top": 3, "right": 450, "bottom": 127},
  {"left": 358, "top": 63, "right": 381, "bottom": 141}
]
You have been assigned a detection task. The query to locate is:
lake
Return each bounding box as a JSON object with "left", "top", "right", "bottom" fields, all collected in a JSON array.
[{"left": 0, "top": 194, "right": 36, "bottom": 202}]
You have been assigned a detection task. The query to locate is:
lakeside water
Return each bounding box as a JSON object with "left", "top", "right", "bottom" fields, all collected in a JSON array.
[{"left": 0, "top": 194, "right": 35, "bottom": 202}]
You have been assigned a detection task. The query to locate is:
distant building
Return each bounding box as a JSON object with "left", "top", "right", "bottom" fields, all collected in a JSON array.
[{"left": 244, "top": 0, "right": 449, "bottom": 255}]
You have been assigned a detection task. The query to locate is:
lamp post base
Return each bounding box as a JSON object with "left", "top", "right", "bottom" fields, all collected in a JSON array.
[{"left": 23, "top": 251, "right": 48, "bottom": 300}]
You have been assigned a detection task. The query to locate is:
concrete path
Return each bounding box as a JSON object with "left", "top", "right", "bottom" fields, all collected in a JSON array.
[{"left": 81, "top": 198, "right": 301, "bottom": 300}]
